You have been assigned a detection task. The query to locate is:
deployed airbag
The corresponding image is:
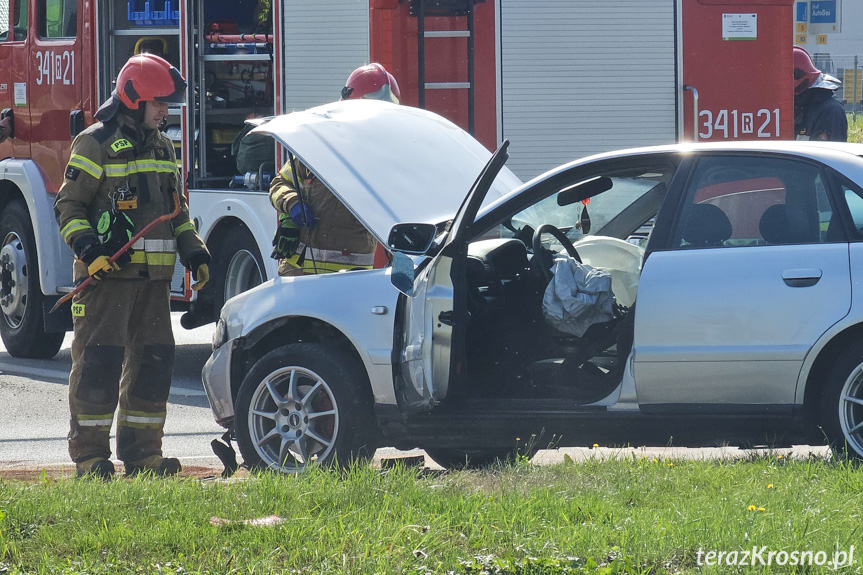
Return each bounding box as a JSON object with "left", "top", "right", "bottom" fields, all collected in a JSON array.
[{"left": 542, "top": 256, "right": 615, "bottom": 337}]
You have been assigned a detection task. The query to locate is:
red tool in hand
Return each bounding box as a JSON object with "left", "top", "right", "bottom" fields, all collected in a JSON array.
[{"left": 50, "top": 191, "right": 181, "bottom": 313}]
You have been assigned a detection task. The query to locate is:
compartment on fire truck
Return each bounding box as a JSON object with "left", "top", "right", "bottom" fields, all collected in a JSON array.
[{"left": 102, "top": 0, "right": 275, "bottom": 192}]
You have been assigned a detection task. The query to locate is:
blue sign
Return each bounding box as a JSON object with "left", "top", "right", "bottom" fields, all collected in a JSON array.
[
  {"left": 797, "top": 1, "right": 808, "bottom": 22},
  {"left": 810, "top": 1, "right": 837, "bottom": 24}
]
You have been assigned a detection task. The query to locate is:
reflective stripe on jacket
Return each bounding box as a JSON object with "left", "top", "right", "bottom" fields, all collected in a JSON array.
[{"left": 55, "top": 114, "right": 208, "bottom": 281}]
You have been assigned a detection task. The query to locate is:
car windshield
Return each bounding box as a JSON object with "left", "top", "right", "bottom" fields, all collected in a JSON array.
[{"left": 498, "top": 166, "right": 673, "bottom": 248}]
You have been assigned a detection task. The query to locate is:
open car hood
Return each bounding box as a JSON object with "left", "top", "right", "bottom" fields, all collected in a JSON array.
[{"left": 252, "top": 100, "right": 523, "bottom": 245}]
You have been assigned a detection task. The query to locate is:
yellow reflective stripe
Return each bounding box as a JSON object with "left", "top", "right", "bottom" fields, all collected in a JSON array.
[
  {"left": 129, "top": 251, "right": 176, "bottom": 266},
  {"left": 173, "top": 221, "right": 195, "bottom": 236},
  {"left": 118, "top": 409, "right": 165, "bottom": 429},
  {"left": 104, "top": 160, "right": 177, "bottom": 177},
  {"left": 68, "top": 154, "right": 103, "bottom": 179},
  {"left": 284, "top": 253, "right": 372, "bottom": 274},
  {"left": 61, "top": 219, "right": 93, "bottom": 241},
  {"left": 77, "top": 413, "right": 114, "bottom": 427},
  {"left": 279, "top": 165, "right": 294, "bottom": 180}
]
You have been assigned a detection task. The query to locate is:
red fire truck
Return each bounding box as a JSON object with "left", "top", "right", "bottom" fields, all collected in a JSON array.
[{"left": 0, "top": 0, "right": 792, "bottom": 358}]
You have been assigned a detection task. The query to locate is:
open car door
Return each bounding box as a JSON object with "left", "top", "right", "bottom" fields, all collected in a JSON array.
[{"left": 394, "top": 141, "right": 512, "bottom": 413}]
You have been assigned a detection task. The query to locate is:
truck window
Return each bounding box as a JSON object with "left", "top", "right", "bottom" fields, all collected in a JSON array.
[
  {"left": 7, "top": 0, "right": 27, "bottom": 42},
  {"left": 0, "top": 1, "right": 8, "bottom": 39},
  {"left": 39, "top": 0, "right": 76, "bottom": 38}
]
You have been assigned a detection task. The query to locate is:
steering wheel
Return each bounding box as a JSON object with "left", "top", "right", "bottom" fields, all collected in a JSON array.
[{"left": 532, "top": 224, "right": 582, "bottom": 283}]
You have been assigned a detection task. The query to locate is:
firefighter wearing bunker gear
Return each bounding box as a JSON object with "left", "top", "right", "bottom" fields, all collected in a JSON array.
[
  {"left": 269, "top": 162, "right": 376, "bottom": 276},
  {"left": 793, "top": 46, "right": 848, "bottom": 142},
  {"left": 268, "top": 63, "right": 399, "bottom": 276},
  {"left": 54, "top": 54, "right": 210, "bottom": 479}
]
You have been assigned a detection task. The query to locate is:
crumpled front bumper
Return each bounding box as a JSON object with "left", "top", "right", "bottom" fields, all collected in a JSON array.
[{"left": 201, "top": 339, "right": 237, "bottom": 428}]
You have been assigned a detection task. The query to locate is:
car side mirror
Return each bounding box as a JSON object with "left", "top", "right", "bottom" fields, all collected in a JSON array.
[
  {"left": 390, "top": 252, "right": 415, "bottom": 296},
  {"left": 388, "top": 223, "right": 436, "bottom": 255}
]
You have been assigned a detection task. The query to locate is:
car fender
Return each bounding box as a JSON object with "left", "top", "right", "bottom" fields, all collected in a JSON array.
[
  {"left": 224, "top": 268, "right": 400, "bottom": 404},
  {"left": 0, "top": 158, "right": 73, "bottom": 294},
  {"left": 796, "top": 243, "right": 863, "bottom": 405},
  {"left": 189, "top": 189, "right": 279, "bottom": 280}
]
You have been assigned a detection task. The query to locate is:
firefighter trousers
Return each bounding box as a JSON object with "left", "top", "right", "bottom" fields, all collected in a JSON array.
[{"left": 67, "top": 278, "right": 175, "bottom": 464}]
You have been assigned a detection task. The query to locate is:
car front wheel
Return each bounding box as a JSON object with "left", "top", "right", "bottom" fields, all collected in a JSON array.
[
  {"left": 234, "top": 343, "right": 376, "bottom": 473},
  {"left": 820, "top": 343, "right": 863, "bottom": 460}
]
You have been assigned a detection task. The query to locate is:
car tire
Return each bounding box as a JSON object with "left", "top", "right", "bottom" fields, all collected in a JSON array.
[
  {"left": 234, "top": 343, "right": 376, "bottom": 473},
  {"left": 212, "top": 224, "right": 265, "bottom": 314},
  {"left": 0, "top": 200, "right": 64, "bottom": 358},
  {"left": 425, "top": 448, "right": 520, "bottom": 470},
  {"left": 820, "top": 342, "right": 863, "bottom": 460}
]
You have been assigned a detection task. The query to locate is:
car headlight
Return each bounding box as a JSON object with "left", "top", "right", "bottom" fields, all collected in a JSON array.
[{"left": 212, "top": 317, "right": 228, "bottom": 351}]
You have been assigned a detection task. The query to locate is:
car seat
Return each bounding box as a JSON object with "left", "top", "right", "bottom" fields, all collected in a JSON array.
[
  {"left": 758, "top": 204, "right": 813, "bottom": 245},
  {"left": 681, "top": 204, "right": 732, "bottom": 247}
]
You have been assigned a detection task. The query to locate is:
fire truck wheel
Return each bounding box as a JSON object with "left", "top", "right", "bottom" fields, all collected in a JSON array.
[
  {"left": 0, "top": 200, "right": 64, "bottom": 358},
  {"left": 212, "top": 224, "right": 265, "bottom": 316}
]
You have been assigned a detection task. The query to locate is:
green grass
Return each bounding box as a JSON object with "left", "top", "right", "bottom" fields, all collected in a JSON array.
[
  {"left": 2, "top": 455, "right": 863, "bottom": 574},
  {"left": 849, "top": 113, "right": 863, "bottom": 143}
]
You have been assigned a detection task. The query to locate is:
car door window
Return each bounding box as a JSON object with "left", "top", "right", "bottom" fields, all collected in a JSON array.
[
  {"left": 840, "top": 181, "right": 863, "bottom": 239},
  {"left": 39, "top": 0, "right": 76, "bottom": 38},
  {"left": 672, "top": 155, "right": 834, "bottom": 248}
]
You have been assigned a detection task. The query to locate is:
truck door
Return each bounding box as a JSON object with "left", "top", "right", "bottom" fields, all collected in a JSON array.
[
  {"left": 0, "top": 0, "right": 30, "bottom": 160},
  {"left": 681, "top": 0, "right": 794, "bottom": 142},
  {"left": 28, "top": 0, "right": 82, "bottom": 193}
]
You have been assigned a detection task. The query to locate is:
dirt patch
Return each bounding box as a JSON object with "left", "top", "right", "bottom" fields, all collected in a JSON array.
[{"left": 0, "top": 464, "right": 227, "bottom": 483}]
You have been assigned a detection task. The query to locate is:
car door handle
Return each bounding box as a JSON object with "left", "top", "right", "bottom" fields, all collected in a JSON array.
[
  {"left": 782, "top": 268, "right": 822, "bottom": 288},
  {"left": 438, "top": 311, "right": 454, "bottom": 326}
]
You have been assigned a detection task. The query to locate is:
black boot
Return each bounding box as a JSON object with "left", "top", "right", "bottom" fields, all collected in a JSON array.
[
  {"left": 124, "top": 455, "right": 182, "bottom": 477},
  {"left": 76, "top": 458, "right": 115, "bottom": 480}
]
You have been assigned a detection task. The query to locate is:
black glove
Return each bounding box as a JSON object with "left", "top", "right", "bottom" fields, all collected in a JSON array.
[
  {"left": 73, "top": 235, "right": 105, "bottom": 264},
  {"left": 188, "top": 253, "right": 211, "bottom": 278},
  {"left": 73, "top": 236, "right": 118, "bottom": 282}
]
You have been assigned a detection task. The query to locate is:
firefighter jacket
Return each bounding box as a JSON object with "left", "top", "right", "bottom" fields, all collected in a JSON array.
[
  {"left": 794, "top": 88, "right": 848, "bottom": 142},
  {"left": 269, "top": 161, "right": 376, "bottom": 272},
  {"left": 55, "top": 114, "right": 209, "bottom": 282}
]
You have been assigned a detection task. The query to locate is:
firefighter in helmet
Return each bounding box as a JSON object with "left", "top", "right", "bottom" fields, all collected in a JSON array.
[
  {"left": 793, "top": 46, "right": 848, "bottom": 142},
  {"left": 268, "top": 63, "right": 400, "bottom": 276},
  {"left": 54, "top": 54, "right": 211, "bottom": 479}
]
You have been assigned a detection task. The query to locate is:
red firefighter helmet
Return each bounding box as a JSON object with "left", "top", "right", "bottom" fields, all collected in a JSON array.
[
  {"left": 793, "top": 46, "right": 822, "bottom": 95},
  {"left": 95, "top": 54, "right": 186, "bottom": 121},
  {"left": 340, "top": 63, "right": 401, "bottom": 104}
]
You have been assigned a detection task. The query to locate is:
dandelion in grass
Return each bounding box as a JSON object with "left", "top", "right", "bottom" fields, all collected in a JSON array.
[
  {"left": 668, "top": 462, "right": 674, "bottom": 467},
  {"left": 748, "top": 505, "right": 757, "bottom": 511},
  {"left": 767, "top": 484, "right": 774, "bottom": 489},
  {"left": 757, "top": 507, "right": 765, "bottom": 512}
]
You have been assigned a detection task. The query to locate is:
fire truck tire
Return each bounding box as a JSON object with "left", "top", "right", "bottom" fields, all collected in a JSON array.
[
  {"left": 0, "top": 200, "right": 64, "bottom": 358},
  {"left": 212, "top": 224, "right": 265, "bottom": 315}
]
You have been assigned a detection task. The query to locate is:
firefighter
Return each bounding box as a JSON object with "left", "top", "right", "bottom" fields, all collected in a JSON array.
[
  {"left": 793, "top": 46, "right": 848, "bottom": 142},
  {"left": 54, "top": 54, "right": 211, "bottom": 479},
  {"left": 268, "top": 63, "right": 400, "bottom": 276}
]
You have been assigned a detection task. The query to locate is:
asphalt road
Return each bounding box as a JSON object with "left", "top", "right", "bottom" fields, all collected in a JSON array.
[{"left": 0, "top": 314, "right": 227, "bottom": 475}]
